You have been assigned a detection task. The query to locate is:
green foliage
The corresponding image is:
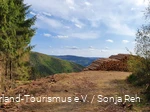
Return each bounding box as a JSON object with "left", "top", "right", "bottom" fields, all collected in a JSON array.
[
  {"left": 30, "top": 52, "right": 84, "bottom": 79},
  {"left": 128, "top": 55, "right": 145, "bottom": 73},
  {"left": 127, "top": 26, "right": 150, "bottom": 101},
  {"left": 0, "top": 0, "right": 36, "bottom": 91},
  {"left": 127, "top": 74, "right": 137, "bottom": 84}
]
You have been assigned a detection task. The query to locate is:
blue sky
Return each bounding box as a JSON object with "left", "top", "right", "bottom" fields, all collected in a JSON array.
[{"left": 24, "top": 0, "right": 148, "bottom": 57}]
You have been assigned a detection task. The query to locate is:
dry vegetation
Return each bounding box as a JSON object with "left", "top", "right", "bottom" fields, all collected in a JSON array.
[{"left": 1, "top": 71, "right": 150, "bottom": 112}]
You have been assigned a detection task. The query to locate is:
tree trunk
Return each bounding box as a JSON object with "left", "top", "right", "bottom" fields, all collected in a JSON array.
[
  {"left": 9, "top": 59, "right": 12, "bottom": 80},
  {"left": 5, "top": 60, "right": 8, "bottom": 77}
]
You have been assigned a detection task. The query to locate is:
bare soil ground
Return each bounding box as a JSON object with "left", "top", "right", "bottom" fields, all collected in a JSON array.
[{"left": 1, "top": 71, "right": 150, "bottom": 112}]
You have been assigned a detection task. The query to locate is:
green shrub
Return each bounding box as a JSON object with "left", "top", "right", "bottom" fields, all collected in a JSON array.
[
  {"left": 127, "top": 55, "right": 150, "bottom": 101},
  {"left": 127, "top": 73, "right": 137, "bottom": 84}
]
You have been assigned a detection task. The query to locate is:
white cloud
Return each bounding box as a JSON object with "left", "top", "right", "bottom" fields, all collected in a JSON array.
[
  {"left": 42, "top": 12, "right": 51, "bottom": 17},
  {"left": 106, "top": 39, "right": 114, "bottom": 43},
  {"left": 75, "top": 24, "right": 82, "bottom": 28},
  {"left": 24, "top": 0, "right": 146, "bottom": 39},
  {"left": 65, "top": 46, "right": 79, "bottom": 50},
  {"left": 66, "top": 0, "right": 75, "bottom": 6},
  {"left": 89, "top": 48, "right": 95, "bottom": 51},
  {"left": 25, "top": 0, "right": 145, "bottom": 56},
  {"left": 70, "top": 46, "right": 79, "bottom": 50},
  {"left": 37, "top": 15, "right": 63, "bottom": 29},
  {"left": 44, "top": 33, "right": 51, "bottom": 37},
  {"left": 101, "top": 49, "right": 108, "bottom": 52},
  {"left": 135, "top": 0, "right": 148, "bottom": 6},
  {"left": 89, "top": 46, "right": 94, "bottom": 49},
  {"left": 85, "top": 2, "right": 92, "bottom": 6},
  {"left": 69, "top": 6, "right": 75, "bottom": 10},
  {"left": 30, "top": 11, "right": 36, "bottom": 15},
  {"left": 70, "top": 32, "right": 100, "bottom": 39},
  {"left": 106, "top": 15, "right": 136, "bottom": 36},
  {"left": 88, "top": 46, "right": 95, "bottom": 50},
  {"left": 122, "top": 40, "right": 129, "bottom": 44},
  {"left": 131, "top": 8, "right": 136, "bottom": 11},
  {"left": 56, "top": 35, "right": 69, "bottom": 39},
  {"left": 72, "top": 18, "right": 84, "bottom": 29},
  {"left": 109, "top": 23, "right": 136, "bottom": 36},
  {"left": 105, "top": 47, "right": 109, "bottom": 49}
]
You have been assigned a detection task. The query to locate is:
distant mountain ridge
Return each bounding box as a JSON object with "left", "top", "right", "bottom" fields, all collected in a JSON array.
[
  {"left": 30, "top": 52, "right": 84, "bottom": 78},
  {"left": 53, "top": 55, "right": 99, "bottom": 66}
]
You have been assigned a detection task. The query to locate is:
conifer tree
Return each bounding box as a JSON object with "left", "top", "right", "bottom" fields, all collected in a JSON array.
[{"left": 0, "top": 0, "right": 36, "bottom": 91}]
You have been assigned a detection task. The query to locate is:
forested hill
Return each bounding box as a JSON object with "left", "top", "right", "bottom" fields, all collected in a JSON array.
[
  {"left": 53, "top": 55, "right": 99, "bottom": 67},
  {"left": 30, "top": 52, "right": 84, "bottom": 78}
]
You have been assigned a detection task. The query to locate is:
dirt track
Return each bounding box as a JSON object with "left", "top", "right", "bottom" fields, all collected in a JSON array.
[{"left": 1, "top": 71, "right": 149, "bottom": 112}]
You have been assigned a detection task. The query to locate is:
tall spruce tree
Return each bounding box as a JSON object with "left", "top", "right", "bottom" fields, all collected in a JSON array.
[
  {"left": 10, "top": 0, "right": 36, "bottom": 80},
  {"left": 0, "top": 0, "right": 36, "bottom": 91}
]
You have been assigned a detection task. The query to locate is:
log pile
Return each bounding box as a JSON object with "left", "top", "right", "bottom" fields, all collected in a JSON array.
[{"left": 84, "top": 54, "right": 131, "bottom": 71}]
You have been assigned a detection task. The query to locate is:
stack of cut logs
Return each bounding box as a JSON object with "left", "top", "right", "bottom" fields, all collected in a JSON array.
[{"left": 84, "top": 54, "right": 131, "bottom": 71}]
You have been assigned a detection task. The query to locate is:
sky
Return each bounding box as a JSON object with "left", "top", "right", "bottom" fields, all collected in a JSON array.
[{"left": 24, "top": 0, "right": 149, "bottom": 57}]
